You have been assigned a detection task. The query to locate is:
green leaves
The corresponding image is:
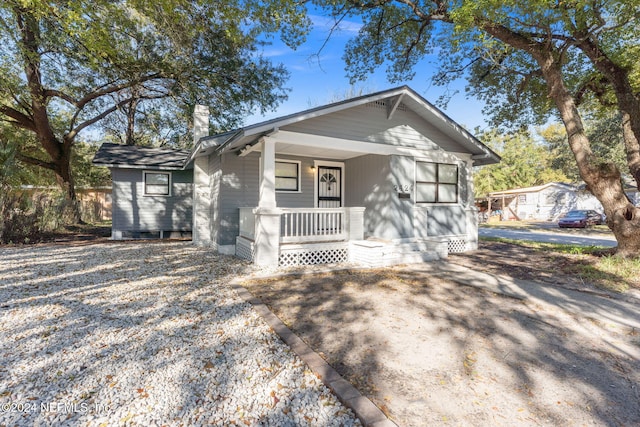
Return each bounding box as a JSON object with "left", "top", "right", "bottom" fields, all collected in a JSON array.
[
  {"left": 473, "top": 129, "right": 569, "bottom": 197},
  {"left": 0, "top": 0, "right": 311, "bottom": 200}
]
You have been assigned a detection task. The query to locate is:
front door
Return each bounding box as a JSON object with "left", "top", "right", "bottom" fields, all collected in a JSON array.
[{"left": 317, "top": 165, "right": 342, "bottom": 208}]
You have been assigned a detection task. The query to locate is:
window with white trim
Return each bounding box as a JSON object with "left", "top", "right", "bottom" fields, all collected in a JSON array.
[
  {"left": 415, "top": 162, "right": 458, "bottom": 203},
  {"left": 275, "top": 160, "right": 300, "bottom": 192},
  {"left": 143, "top": 171, "right": 171, "bottom": 196}
]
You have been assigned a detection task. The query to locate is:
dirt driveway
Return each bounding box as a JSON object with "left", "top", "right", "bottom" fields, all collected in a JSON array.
[{"left": 242, "top": 268, "right": 640, "bottom": 426}]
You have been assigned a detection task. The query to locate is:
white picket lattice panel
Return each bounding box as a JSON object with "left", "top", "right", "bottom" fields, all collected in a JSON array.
[
  {"left": 447, "top": 239, "right": 469, "bottom": 253},
  {"left": 279, "top": 246, "right": 348, "bottom": 267},
  {"left": 235, "top": 238, "right": 254, "bottom": 261}
]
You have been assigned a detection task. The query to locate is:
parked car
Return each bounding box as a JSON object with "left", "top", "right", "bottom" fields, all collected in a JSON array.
[{"left": 558, "top": 210, "right": 603, "bottom": 228}]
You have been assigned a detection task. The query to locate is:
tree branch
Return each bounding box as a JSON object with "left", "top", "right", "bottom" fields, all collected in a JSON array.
[
  {"left": 75, "top": 73, "right": 164, "bottom": 110},
  {"left": 15, "top": 151, "right": 56, "bottom": 170},
  {"left": 0, "top": 105, "right": 36, "bottom": 132},
  {"left": 43, "top": 89, "right": 78, "bottom": 106},
  {"left": 65, "top": 94, "right": 167, "bottom": 142}
]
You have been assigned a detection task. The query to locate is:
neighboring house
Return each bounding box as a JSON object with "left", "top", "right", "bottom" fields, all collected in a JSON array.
[
  {"left": 92, "top": 143, "right": 193, "bottom": 239},
  {"left": 486, "top": 183, "right": 579, "bottom": 221},
  {"left": 94, "top": 86, "right": 500, "bottom": 267},
  {"left": 484, "top": 180, "right": 639, "bottom": 221}
]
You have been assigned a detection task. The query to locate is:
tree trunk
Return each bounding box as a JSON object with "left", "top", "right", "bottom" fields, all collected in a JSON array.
[
  {"left": 15, "top": 6, "right": 82, "bottom": 224},
  {"left": 54, "top": 142, "right": 82, "bottom": 224},
  {"left": 538, "top": 52, "right": 640, "bottom": 257},
  {"left": 572, "top": 36, "right": 640, "bottom": 191},
  {"left": 125, "top": 96, "right": 139, "bottom": 145},
  {"left": 480, "top": 23, "right": 640, "bottom": 257}
]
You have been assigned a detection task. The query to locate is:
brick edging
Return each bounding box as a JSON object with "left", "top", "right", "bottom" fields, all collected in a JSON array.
[{"left": 230, "top": 278, "right": 398, "bottom": 427}]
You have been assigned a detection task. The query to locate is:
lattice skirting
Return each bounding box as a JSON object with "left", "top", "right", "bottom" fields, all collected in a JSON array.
[
  {"left": 447, "top": 238, "right": 471, "bottom": 253},
  {"left": 235, "top": 237, "right": 255, "bottom": 262},
  {"left": 279, "top": 243, "right": 349, "bottom": 267}
]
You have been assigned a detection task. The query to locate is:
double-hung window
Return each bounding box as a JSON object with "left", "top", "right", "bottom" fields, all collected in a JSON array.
[
  {"left": 416, "top": 162, "right": 458, "bottom": 203},
  {"left": 143, "top": 171, "right": 171, "bottom": 196},
  {"left": 275, "top": 160, "right": 300, "bottom": 192}
]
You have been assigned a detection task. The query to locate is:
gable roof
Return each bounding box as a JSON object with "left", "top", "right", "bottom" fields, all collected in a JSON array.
[
  {"left": 92, "top": 143, "right": 191, "bottom": 170},
  {"left": 190, "top": 86, "right": 500, "bottom": 166}
]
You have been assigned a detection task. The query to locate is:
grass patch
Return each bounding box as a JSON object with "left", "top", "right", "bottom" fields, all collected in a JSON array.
[
  {"left": 481, "top": 237, "right": 639, "bottom": 293},
  {"left": 481, "top": 236, "right": 605, "bottom": 254}
]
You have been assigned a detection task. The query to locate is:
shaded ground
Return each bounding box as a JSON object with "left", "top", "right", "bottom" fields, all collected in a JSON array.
[
  {"left": 10, "top": 223, "right": 112, "bottom": 245},
  {"left": 453, "top": 239, "right": 640, "bottom": 296},
  {"left": 243, "top": 269, "right": 640, "bottom": 426},
  {"left": 449, "top": 240, "right": 605, "bottom": 292}
]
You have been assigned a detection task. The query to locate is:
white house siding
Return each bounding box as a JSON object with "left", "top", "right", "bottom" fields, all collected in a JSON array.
[
  {"left": 208, "top": 154, "right": 222, "bottom": 248},
  {"left": 111, "top": 168, "right": 193, "bottom": 237},
  {"left": 193, "top": 156, "right": 211, "bottom": 245}
]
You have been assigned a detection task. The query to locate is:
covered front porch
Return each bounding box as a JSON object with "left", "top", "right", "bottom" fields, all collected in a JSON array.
[{"left": 231, "top": 130, "right": 452, "bottom": 267}]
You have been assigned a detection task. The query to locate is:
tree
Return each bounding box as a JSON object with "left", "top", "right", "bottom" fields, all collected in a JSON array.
[
  {"left": 314, "top": 0, "right": 640, "bottom": 256},
  {"left": 0, "top": 0, "right": 310, "bottom": 221},
  {"left": 539, "top": 114, "right": 628, "bottom": 183},
  {"left": 473, "top": 129, "right": 568, "bottom": 197}
]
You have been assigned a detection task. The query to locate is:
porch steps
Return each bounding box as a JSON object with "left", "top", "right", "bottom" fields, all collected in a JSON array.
[{"left": 350, "top": 238, "right": 447, "bottom": 268}]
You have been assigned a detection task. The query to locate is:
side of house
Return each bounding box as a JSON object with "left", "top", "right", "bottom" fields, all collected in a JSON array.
[{"left": 93, "top": 143, "right": 193, "bottom": 239}]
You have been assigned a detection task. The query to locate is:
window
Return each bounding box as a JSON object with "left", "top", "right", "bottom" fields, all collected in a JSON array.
[
  {"left": 416, "top": 162, "right": 458, "bottom": 203},
  {"left": 144, "top": 171, "right": 171, "bottom": 196},
  {"left": 275, "top": 160, "right": 300, "bottom": 192}
]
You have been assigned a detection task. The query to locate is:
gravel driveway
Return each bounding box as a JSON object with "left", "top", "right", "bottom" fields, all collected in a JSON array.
[{"left": 0, "top": 242, "right": 360, "bottom": 426}]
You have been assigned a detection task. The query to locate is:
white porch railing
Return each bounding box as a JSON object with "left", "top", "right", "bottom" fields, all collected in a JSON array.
[
  {"left": 280, "top": 208, "right": 347, "bottom": 243},
  {"left": 239, "top": 207, "right": 364, "bottom": 245}
]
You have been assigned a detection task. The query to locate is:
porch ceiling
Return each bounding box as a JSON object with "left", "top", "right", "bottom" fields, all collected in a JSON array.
[{"left": 274, "top": 142, "right": 365, "bottom": 160}]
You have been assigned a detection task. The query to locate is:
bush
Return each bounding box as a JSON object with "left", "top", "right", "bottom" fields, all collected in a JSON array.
[{"left": 0, "top": 187, "right": 76, "bottom": 244}]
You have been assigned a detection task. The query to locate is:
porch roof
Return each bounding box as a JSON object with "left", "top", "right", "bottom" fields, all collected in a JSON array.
[{"left": 190, "top": 86, "right": 501, "bottom": 166}]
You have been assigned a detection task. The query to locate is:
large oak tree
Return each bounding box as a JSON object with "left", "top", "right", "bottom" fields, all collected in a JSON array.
[
  {"left": 316, "top": 0, "right": 640, "bottom": 256},
  {"left": 0, "top": 0, "right": 309, "bottom": 221}
]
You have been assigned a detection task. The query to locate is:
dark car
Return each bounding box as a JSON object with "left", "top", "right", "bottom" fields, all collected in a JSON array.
[{"left": 558, "top": 210, "right": 603, "bottom": 228}]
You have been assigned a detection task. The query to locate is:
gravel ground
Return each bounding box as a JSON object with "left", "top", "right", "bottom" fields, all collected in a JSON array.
[{"left": 0, "top": 242, "right": 361, "bottom": 427}]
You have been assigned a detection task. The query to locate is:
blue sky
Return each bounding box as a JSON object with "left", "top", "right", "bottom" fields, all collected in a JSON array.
[{"left": 247, "top": 12, "right": 490, "bottom": 132}]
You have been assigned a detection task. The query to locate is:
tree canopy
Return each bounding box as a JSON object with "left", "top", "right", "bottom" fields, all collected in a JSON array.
[{"left": 0, "top": 0, "right": 309, "bottom": 218}]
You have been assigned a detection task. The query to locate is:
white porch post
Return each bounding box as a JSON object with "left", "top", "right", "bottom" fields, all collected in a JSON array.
[
  {"left": 254, "top": 137, "right": 281, "bottom": 266},
  {"left": 346, "top": 207, "right": 365, "bottom": 240}
]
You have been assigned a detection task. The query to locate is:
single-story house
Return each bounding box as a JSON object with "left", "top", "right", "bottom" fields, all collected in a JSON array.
[
  {"left": 93, "top": 86, "right": 500, "bottom": 267},
  {"left": 482, "top": 180, "right": 639, "bottom": 221}
]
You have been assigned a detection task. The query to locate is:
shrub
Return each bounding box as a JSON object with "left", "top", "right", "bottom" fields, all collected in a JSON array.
[{"left": 0, "top": 187, "right": 73, "bottom": 244}]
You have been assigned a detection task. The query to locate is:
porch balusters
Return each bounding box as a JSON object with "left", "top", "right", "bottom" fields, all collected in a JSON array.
[{"left": 280, "top": 208, "right": 347, "bottom": 243}]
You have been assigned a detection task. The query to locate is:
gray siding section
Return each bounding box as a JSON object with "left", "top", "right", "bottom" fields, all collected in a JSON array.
[
  {"left": 112, "top": 168, "right": 193, "bottom": 234},
  {"left": 216, "top": 152, "right": 317, "bottom": 246},
  {"left": 426, "top": 206, "right": 466, "bottom": 236},
  {"left": 283, "top": 102, "right": 465, "bottom": 152},
  {"left": 345, "top": 154, "right": 468, "bottom": 239},
  {"left": 345, "top": 155, "right": 415, "bottom": 239}
]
